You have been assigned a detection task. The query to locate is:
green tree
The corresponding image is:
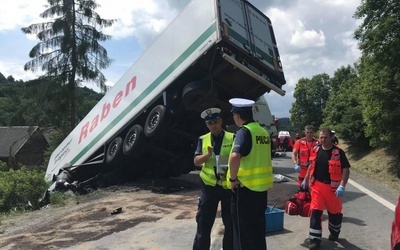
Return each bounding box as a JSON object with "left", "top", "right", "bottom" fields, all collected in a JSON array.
[
  {"left": 0, "top": 72, "right": 6, "bottom": 83},
  {"left": 358, "top": 57, "right": 400, "bottom": 148},
  {"left": 354, "top": 0, "right": 400, "bottom": 156},
  {"left": 322, "top": 65, "right": 369, "bottom": 146},
  {"left": 21, "top": 0, "right": 115, "bottom": 130},
  {"left": 290, "top": 73, "right": 330, "bottom": 130},
  {"left": 0, "top": 167, "right": 48, "bottom": 213},
  {"left": 6, "top": 76, "right": 15, "bottom": 83},
  {"left": 0, "top": 78, "right": 102, "bottom": 128}
]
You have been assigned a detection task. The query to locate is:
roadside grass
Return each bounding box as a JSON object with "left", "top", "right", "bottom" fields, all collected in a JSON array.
[
  {"left": 49, "top": 191, "right": 77, "bottom": 207},
  {"left": 341, "top": 142, "right": 400, "bottom": 193},
  {"left": 0, "top": 210, "right": 26, "bottom": 223},
  {"left": 0, "top": 191, "right": 80, "bottom": 231},
  {"left": 0, "top": 191, "right": 77, "bottom": 221}
]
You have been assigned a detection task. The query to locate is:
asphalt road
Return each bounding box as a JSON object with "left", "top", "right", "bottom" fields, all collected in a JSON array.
[
  {"left": 64, "top": 152, "right": 397, "bottom": 249},
  {"left": 267, "top": 152, "right": 396, "bottom": 250},
  {"left": 0, "top": 152, "right": 396, "bottom": 249}
]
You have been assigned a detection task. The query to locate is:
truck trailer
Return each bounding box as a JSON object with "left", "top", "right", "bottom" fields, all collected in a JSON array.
[{"left": 46, "top": 0, "right": 286, "bottom": 188}]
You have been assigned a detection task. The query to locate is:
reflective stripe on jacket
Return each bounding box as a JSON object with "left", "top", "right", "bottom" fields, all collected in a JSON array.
[
  {"left": 200, "top": 131, "right": 234, "bottom": 188},
  {"left": 309, "top": 145, "right": 342, "bottom": 191},
  {"left": 298, "top": 137, "right": 319, "bottom": 167},
  {"left": 235, "top": 122, "right": 273, "bottom": 192}
]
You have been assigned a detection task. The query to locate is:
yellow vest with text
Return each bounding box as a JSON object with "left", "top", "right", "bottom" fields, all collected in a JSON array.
[
  {"left": 200, "top": 131, "right": 234, "bottom": 189},
  {"left": 233, "top": 122, "right": 273, "bottom": 192}
]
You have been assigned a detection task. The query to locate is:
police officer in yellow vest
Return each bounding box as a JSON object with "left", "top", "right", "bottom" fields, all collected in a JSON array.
[
  {"left": 193, "top": 107, "right": 234, "bottom": 250},
  {"left": 228, "top": 98, "right": 273, "bottom": 250}
]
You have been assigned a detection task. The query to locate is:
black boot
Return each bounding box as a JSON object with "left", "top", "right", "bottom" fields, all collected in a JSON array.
[
  {"left": 328, "top": 212, "right": 342, "bottom": 242},
  {"left": 328, "top": 234, "right": 339, "bottom": 241},
  {"left": 309, "top": 239, "right": 321, "bottom": 250}
]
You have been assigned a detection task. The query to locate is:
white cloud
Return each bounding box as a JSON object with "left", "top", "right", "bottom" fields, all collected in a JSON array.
[
  {"left": 0, "top": 0, "right": 362, "bottom": 118},
  {"left": 342, "top": 31, "right": 362, "bottom": 62},
  {"left": 290, "top": 25, "right": 326, "bottom": 49},
  {"left": 315, "top": 0, "right": 359, "bottom": 9},
  {"left": 0, "top": 0, "right": 181, "bottom": 48},
  {"left": 267, "top": 9, "right": 326, "bottom": 49},
  {"left": 96, "top": 0, "right": 180, "bottom": 48},
  {"left": 0, "top": 60, "right": 42, "bottom": 81},
  {"left": 0, "top": 0, "right": 45, "bottom": 31}
]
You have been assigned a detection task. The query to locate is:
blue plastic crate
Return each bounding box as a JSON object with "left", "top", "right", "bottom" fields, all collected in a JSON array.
[{"left": 265, "top": 206, "right": 284, "bottom": 233}]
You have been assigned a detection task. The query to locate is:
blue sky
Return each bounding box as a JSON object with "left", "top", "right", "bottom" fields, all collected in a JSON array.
[{"left": 0, "top": 0, "right": 361, "bottom": 118}]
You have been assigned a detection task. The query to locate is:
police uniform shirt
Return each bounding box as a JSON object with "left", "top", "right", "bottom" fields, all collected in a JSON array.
[
  {"left": 195, "top": 130, "right": 225, "bottom": 156},
  {"left": 314, "top": 147, "right": 351, "bottom": 183},
  {"left": 231, "top": 120, "right": 254, "bottom": 157}
]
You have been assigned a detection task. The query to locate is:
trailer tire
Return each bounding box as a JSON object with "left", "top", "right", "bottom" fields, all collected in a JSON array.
[
  {"left": 123, "top": 125, "right": 144, "bottom": 157},
  {"left": 106, "top": 137, "right": 123, "bottom": 166},
  {"left": 182, "top": 80, "right": 217, "bottom": 111},
  {"left": 144, "top": 105, "right": 168, "bottom": 137}
]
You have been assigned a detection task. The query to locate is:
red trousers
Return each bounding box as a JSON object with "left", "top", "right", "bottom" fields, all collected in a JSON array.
[
  {"left": 297, "top": 166, "right": 308, "bottom": 186},
  {"left": 310, "top": 180, "right": 342, "bottom": 213}
]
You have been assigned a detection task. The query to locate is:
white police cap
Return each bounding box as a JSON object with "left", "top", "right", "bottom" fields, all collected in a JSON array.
[
  {"left": 229, "top": 98, "right": 255, "bottom": 112},
  {"left": 200, "top": 107, "right": 221, "bottom": 121}
]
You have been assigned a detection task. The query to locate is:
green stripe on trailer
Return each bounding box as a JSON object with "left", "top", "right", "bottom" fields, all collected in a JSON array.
[
  {"left": 70, "top": 23, "right": 217, "bottom": 165},
  {"left": 227, "top": 27, "right": 274, "bottom": 66}
]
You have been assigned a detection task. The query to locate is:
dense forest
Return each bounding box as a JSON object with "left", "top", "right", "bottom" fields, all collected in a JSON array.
[
  {"left": 0, "top": 72, "right": 103, "bottom": 128},
  {"left": 289, "top": 0, "right": 400, "bottom": 176}
]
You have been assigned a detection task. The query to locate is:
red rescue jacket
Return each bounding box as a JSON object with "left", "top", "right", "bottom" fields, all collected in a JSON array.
[
  {"left": 309, "top": 145, "right": 342, "bottom": 191},
  {"left": 297, "top": 137, "right": 319, "bottom": 167}
]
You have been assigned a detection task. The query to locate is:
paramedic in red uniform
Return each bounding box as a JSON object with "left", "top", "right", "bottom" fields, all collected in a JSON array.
[
  {"left": 292, "top": 125, "right": 319, "bottom": 189},
  {"left": 302, "top": 128, "right": 350, "bottom": 250}
]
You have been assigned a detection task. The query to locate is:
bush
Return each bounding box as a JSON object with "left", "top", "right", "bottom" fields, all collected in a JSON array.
[
  {"left": 0, "top": 167, "right": 48, "bottom": 213},
  {"left": 0, "top": 161, "right": 8, "bottom": 171},
  {"left": 49, "top": 191, "right": 75, "bottom": 207}
]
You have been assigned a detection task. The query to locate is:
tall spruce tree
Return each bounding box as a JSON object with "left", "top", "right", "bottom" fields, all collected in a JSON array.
[{"left": 22, "top": 0, "right": 115, "bottom": 130}]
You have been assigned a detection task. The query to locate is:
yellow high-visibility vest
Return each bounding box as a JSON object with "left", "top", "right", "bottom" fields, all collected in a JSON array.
[
  {"left": 200, "top": 131, "right": 234, "bottom": 189},
  {"left": 232, "top": 122, "right": 273, "bottom": 192}
]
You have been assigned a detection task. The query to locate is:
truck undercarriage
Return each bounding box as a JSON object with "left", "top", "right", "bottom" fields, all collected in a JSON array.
[{"left": 50, "top": 0, "right": 286, "bottom": 191}]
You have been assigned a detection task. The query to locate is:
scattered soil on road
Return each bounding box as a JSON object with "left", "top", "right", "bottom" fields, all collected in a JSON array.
[
  {"left": 1, "top": 144, "right": 396, "bottom": 249},
  {"left": 0, "top": 174, "right": 203, "bottom": 249},
  {"left": 0, "top": 168, "right": 298, "bottom": 249}
]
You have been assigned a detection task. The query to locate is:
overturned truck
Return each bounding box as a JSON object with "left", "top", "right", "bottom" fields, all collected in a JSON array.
[{"left": 46, "top": 0, "right": 286, "bottom": 190}]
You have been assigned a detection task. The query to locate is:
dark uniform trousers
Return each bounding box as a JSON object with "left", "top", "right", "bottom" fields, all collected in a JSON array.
[
  {"left": 310, "top": 210, "right": 343, "bottom": 240},
  {"left": 193, "top": 184, "right": 233, "bottom": 250},
  {"left": 231, "top": 186, "right": 268, "bottom": 250}
]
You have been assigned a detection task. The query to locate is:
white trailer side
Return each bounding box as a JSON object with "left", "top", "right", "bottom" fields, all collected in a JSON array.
[{"left": 46, "top": 0, "right": 286, "bottom": 183}]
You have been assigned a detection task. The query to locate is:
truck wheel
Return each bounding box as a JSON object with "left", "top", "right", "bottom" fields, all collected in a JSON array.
[
  {"left": 123, "top": 125, "right": 144, "bottom": 157},
  {"left": 144, "top": 105, "right": 168, "bottom": 137},
  {"left": 182, "top": 80, "right": 217, "bottom": 111},
  {"left": 106, "top": 137, "right": 123, "bottom": 165}
]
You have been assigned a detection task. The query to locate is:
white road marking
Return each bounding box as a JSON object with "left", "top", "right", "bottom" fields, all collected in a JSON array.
[{"left": 348, "top": 179, "right": 396, "bottom": 211}]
